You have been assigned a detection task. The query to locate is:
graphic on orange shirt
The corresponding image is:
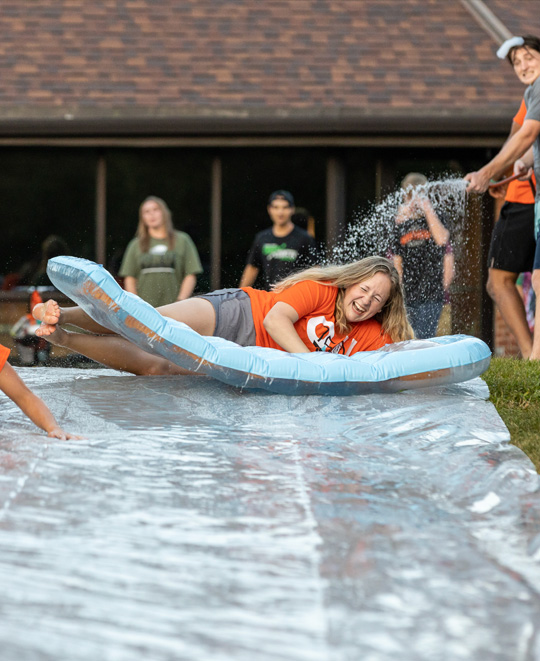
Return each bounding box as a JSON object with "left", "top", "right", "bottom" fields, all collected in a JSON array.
[{"left": 243, "top": 281, "right": 392, "bottom": 355}]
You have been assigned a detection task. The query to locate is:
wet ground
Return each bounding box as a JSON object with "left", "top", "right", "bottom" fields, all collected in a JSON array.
[{"left": 1, "top": 368, "right": 539, "bottom": 660}]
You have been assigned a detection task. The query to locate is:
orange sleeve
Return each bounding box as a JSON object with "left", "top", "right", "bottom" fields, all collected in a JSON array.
[
  {"left": 0, "top": 344, "right": 10, "bottom": 373},
  {"left": 272, "top": 281, "right": 337, "bottom": 318},
  {"left": 513, "top": 98, "right": 527, "bottom": 126},
  {"left": 506, "top": 98, "right": 536, "bottom": 203}
]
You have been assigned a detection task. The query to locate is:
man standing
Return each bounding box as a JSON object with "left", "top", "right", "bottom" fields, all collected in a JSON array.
[
  {"left": 239, "top": 190, "right": 317, "bottom": 290},
  {"left": 465, "top": 35, "right": 540, "bottom": 359},
  {"left": 486, "top": 101, "right": 536, "bottom": 359}
]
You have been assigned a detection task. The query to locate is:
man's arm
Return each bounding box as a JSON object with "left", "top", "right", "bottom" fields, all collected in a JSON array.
[
  {"left": 465, "top": 120, "right": 540, "bottom": 193},
  {"left": 514, "top": 145, "right": 535, "bottom": 178},
  {"left": 239, "top": 264, "right": 259, "bottom": 288}
]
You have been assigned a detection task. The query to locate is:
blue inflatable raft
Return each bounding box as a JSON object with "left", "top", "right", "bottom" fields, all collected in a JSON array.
[{"left": 47, "top": 257, "right": 491, "bottom": 395}]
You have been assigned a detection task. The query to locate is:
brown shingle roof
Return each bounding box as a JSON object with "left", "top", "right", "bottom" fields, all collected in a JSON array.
[
  {"left": 484, "top": 0, "right": 538, "bottom": 39},
  {"left": 0, "top": 0, "right": 534, "bottom": 132}
]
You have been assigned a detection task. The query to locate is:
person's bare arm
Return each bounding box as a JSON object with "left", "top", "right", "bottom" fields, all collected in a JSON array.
[
  {"left": 262, "top": 302, "right": 310, "bottom": 353},
  {"left": 465, "top": 120, "right": 540, "bottom": 193},
  {"left": 123, "top": 275, "right": 138, "bottom": 295},
  {"left": 393, "top": 254, "right": 403, "bottom": 281},
  {"left": 443, "top": 252, "right": 455, "bottom": 292},
  {"left": 419, "top": 198, "right": 449, "bottom": 246},
  {"left": 0, "top": 362, "right": 80, "bottom": 440},
  {"left": 177, "top": 273, "right": 197, "bottom": 301},
  {"left": 514, "top": 145, "right": 535, "bottom": 179},
  {"left": 239, "top": 265, "right": 260, "bottom": 288}
]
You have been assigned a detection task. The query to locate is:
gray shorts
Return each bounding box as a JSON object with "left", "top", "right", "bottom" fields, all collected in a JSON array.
[{"left": 197, "top": 288, "right": 256, "bottom": 346}]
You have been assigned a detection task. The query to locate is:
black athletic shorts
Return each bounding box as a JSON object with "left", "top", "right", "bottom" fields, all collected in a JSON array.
[{"left": 488, "top": 201, "right": 536, "bottom": 273}]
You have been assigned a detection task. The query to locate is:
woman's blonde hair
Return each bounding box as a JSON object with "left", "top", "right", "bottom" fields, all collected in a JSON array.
[
  {"left": 272, "top": 256, "right": 414, "bottom": 342},
  {"left": 137, "top": 196, "right": 176, "bottom": 253}
]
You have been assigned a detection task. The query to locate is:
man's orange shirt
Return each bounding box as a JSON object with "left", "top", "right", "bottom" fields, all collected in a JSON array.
[
  {"left": 506, "top": 99, "right": 536, "bottom": 204},
  {"left": 0, "top": 344, "right": 10, "bottom": 372},
  {"left": 242, "top": 280, "right": 392, "bottom": 355}
]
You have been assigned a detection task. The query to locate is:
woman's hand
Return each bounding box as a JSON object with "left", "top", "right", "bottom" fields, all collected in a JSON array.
[
  {"left": 47, "top": 427, "right": 84, "bottom": 441},
  {"left": 262, "top": 302, "right": 310, "bottom": 353}
]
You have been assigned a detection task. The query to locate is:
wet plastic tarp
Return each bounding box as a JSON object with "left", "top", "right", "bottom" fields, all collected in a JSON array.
[{"left": 1, "top": 368, "right": 540, "bottom": 661}]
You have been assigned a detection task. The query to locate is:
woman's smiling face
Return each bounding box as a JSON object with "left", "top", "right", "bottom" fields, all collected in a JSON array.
[{"left": 343, "top": 272, "right": 391, "bottom": 323}]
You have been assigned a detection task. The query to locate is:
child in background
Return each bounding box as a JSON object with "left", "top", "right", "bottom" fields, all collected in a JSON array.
[
  {"left": 0, "top": 343, "right": 80, "bottom": 440},
  {"left": 392, "top": 173, "right": 452, "bottom": 338}
]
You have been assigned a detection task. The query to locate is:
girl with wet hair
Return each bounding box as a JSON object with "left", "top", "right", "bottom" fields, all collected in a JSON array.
[
  {"left": 32, "top": 256, "right": 413, "bottom": 377},
  {"left": 272, "top": 255, "right": 413, "bottom": 344}
]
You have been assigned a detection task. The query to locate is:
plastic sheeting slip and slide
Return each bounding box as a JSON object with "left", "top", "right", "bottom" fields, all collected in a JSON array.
[
  {"left": 47, "top": 256, "right": 491, "bottom": 394},
  {"left": 1, "top": 369, "right": 540, "bottom": 661}
]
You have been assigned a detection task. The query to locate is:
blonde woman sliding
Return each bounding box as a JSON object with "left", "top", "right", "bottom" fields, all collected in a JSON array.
[{"left": 33, "top": 256, "right": 414, "bottom": 376}]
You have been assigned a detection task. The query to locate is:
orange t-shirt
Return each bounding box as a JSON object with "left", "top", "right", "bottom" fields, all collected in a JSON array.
[
  {"left": 0, "top": 343, "right": 10, "bottom": 372},
  {"left": 242, "top": 281, "right": 393, "bottom": 355},
  {"left": 506, "top": 99, "right": 536, "bottom": 204}
]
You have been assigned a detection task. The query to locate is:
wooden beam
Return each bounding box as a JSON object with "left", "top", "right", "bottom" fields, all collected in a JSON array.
[
  {"left": 95, "top": 152, "right": 107, "bottom": 265},
  {"left": 210, "top": 157, "right": 222, "bottom": 290},
  {"left": 326, "top": 157, "right": 346, "bottom": 249}
]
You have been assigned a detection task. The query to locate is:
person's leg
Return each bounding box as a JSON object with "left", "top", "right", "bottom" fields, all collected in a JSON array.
[
  {"left": 409, "top": 302, "right": 442, "bottom": 339},
  {"left": 530, "top": 201, "right": 540, "bottom": 360},
  {"left": 34, "top": 297, "right": 217, "bottom": 336},
  {"left": 424, "top": 301, "right": 443, "bottom": 338},
  {"left": 530, "top": 270, "right": 540, "bottom": 360},
  {"left": 156, "top": 298, "right": 216, "bottom": 335},
  {"left": 486, "top": 201, "right": 536, "bottom": 357},
  {"left": 38, "top": 324, "right": 194, "bottom": 375},
  {"left": 411, "top": 304, "right": 427, "bottom": 339},
  {"left": 34, "top": 296, "right": 219, "bottom": 373},
  {"left": 486, "top": 268, "right": 532, "bottom": 358},
  {"left": 33, "top": 300, "right": 115, "bottom": 334}
]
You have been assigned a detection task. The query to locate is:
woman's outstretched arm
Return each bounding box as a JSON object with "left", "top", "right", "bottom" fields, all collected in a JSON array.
[{"left": 0, "top": 362, "right": 81, "bottom": 440}]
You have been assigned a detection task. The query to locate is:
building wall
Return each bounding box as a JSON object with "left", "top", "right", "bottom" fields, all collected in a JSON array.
[
  {"left": 494, "top": 308, "right": 521, "bottom": 356},
  {"left": 1, "top": 142, "right": 495, "bottom": 347}
]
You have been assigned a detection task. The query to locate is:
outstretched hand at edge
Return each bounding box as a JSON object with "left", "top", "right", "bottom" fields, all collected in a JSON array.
[{"left": 47, "top": 426, "right": 84, "bottom": 441}]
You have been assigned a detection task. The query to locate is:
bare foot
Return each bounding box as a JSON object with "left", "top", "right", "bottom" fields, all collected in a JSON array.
[
  {"left": 33, "top": 299, "right": 61, "bottom": 325},
  {"left": 35, "top": 323, "right": 67, "bottom": 346}
]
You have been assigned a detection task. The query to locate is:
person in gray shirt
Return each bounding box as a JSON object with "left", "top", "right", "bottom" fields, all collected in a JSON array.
[{"left": 465, "top": 35, "right": 540, "bottom": 359}]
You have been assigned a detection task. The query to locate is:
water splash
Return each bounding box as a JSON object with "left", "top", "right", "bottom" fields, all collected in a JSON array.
[{"left": 326, "top": 177, "right": 468, "bottom": 264}]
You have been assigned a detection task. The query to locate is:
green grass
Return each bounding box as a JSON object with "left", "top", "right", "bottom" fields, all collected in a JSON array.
[{"left": 483, "top": 357, "right": 540, "bottom": 473}]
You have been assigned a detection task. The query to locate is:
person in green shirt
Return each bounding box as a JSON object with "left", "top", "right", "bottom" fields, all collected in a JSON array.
[{"left": 119, "top": 196, "right": 203, "bottom": 308}]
